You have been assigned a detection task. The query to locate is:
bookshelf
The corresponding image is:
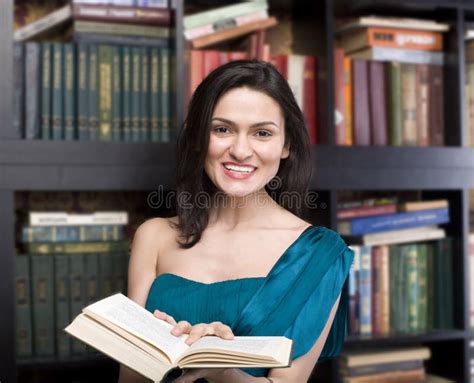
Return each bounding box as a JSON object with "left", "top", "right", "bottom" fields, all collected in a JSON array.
[{"left": 0, "top": 0, "right": 473, "bottom": 382}]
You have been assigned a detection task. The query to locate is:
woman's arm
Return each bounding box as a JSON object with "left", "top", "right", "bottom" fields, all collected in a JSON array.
[{"left": 118, "top": 218, "right": 166, "bottom": 383}]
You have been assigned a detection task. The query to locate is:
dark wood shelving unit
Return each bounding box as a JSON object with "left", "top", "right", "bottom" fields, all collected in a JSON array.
[{"left": 0, "top": 0, "right": 473, "bottom": 382}]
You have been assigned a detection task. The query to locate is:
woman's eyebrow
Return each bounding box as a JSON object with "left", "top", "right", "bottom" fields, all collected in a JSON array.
[{"left": 211, "top": 117, "right": 280, "bottom": 129}]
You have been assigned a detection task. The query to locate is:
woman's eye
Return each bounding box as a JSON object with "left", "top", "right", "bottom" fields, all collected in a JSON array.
[
  {"left": 213, "top": 126, "right": 229, "bottom": 133},
  {"left": 256, "top": 130, "right": 272, "bottom": 137}
]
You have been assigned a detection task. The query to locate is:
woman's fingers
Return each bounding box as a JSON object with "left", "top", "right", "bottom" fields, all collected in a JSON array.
[
  {"left": 213, "top": 322, "right": 234, "bottom": 340},
  {"left": 185, "top": 322, "right": 234, "bottom": 345},
  {"left": 171, "top": 320, "right": 192, "bottom": 336},
  {"left": 153, "top": 309, "right": 177, "bottom": 326}
]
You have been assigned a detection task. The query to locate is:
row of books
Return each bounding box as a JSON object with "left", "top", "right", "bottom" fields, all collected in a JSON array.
[
  {"left": 15, "top": 251, "right": 129, "bottom": 358},
  {"left": 187, "top": 49, "right": 317, "bottom": 144},
  {"left": 348, "top": 239, "right": 453, "bottom": 337},
  {"left": 14, "top": 42, "right": 175, "bottom": 142},
  {"left": 339, "top": 347, "right": 453, "bottom": 382}
]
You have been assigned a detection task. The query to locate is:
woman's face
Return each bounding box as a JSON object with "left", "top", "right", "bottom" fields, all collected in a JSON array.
[{"left": 204, "top": 87, "right": 289, "bottom": 198}]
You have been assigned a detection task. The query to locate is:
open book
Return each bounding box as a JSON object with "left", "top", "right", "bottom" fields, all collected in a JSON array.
[{"left": 65, "top": 293, "right": 293, "bottom": 382}]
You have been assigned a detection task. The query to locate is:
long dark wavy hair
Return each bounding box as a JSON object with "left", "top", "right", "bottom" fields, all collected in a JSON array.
[{"left": 171, "top": 60, "right": 312, "bottom": 248}]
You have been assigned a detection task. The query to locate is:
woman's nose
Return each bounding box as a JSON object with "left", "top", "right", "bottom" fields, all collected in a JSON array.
[{"left": 229, "top": 134, "right": 253, "bottom": 160}]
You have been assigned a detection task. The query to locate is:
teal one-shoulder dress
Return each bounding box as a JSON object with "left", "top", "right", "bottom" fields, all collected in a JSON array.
[{"left": 145, "top": 225, "right": 354, "bottom": 382}]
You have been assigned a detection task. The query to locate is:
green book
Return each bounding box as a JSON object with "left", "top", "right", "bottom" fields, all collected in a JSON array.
[
  {"left": 54, "top": 254, "right": 71, "bottom": 356},
  {"left": 426, "top": 242, "right": 435, "bottom": 330},
  {"left": 111, "top": 45, "right": 122, "bottom": 141},
  {"left": 131, "top": 46, "right": 141, "bottom": 142},
  {"left": 160, "top": 47, "right": 171, "bottom": 142},
  {"left": 26, "top": 240, "right": 130, "bottom": 254},
  {"left": 389, "top": 245, "right": 403, "bottom": 333},
  {"left": 112, "top": 252, "right": 127, "bottom": 294},
  {"left": 150, "top": 47, "right": 160, "bottom": 142},
  {"left": 64, "top": 43, "right": 76, "bottom": 141},
  {"left": 169, "top": 53, "right": 176, "bottom": 142},
  {"left": 98, "top": 45, "right": 112, "bottom": 141},
  {"left": 31, "top": 254, "right": 55, "bottom": 356},
  {"left": 84, "top": 253, "right": 99, "bottom": 353},
  {"left": 69, "top": 254, "right": 86, "bottom": 354},
  {"left": 406, "top": 244, "right": 419, "bottom": 333},
  {"left": 99, "top": 253, "right": 114, "bottom": 298},
  {"left": 88, "top": 44, "right": 99, "bottom": 140},
  {"left": 41, "top": 43, "right": 52, "bottom": 140},
  {"left": 77, "top": 43, "right": 89, "bottom": 140},
  {"left": 122, "top": 46, "right": 132, "bottom": 142},
  {"left": 15, "top": 255, "right": 33, "bottom": 357},
  {"left": 51, "top": 43, "right": 64, "bottom": 140},
  {"left": 385, "top": 62, "right": 402, "bottom": 146},
  {"left": 140, "top": 46, "right": 150, "bottom": 142},
  {"left": 416, "top": 243, "right": 428, "bottom": 332},
  {"left": 436, "top": 238, "right": 454, "bottom": 328}
]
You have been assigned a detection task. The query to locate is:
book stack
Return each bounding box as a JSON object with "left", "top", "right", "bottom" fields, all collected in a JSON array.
[
  {"left": 338, "top": 199, "right": 453, "bottom": 336},
  {"left": 187, "top": 49, "right": 317, "bottom": 145},
  {"left": 334, "top": 16, "right": 449, "bottom": 146},
  {"left": 339, "top": 347, "right": 438, "bottom": 382},
  {"left": 15, "top": 211, "right": 131, "bottom": 358},
  {"left": 72, "top": 0, "right": 173, "bottom": 47},
  {"left": 184, "top": 0, "right": 276, "bottom": 49},
  {"left": 14, "top": 41, "right": 174, "bottom": 142}
]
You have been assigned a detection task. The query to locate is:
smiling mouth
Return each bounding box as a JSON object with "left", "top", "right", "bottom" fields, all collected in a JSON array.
[{"left": 222, "top": 163, "right": 257, "bottom": 173}]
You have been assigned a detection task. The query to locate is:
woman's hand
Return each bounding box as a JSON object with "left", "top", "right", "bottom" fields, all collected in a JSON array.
[{"left": 153, "top": 309, "right": 234, "bottom": 346}]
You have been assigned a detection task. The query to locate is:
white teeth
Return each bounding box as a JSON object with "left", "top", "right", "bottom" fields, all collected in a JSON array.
[{"left": 223, "top": 164, "right": 256, "bottom": 173}]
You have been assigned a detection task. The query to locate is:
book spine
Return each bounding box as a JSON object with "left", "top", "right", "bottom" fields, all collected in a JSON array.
[
  {"left": 416, "top": 64, "right": 429, "bottom": 146},
  {"left": 99, "top": 253, "right": 115, "bottom": 298},
  {"left": 428, "top": 65, "right": 444, "bottom": 146},
  {"left": 15, "top": 255, "right": 33, "bottom": 357},
  {"left": 140, "top": 46, "right": 150, "bottom": 141},
  {"left": 150, "top": 47, "right": 160, "bottom": 142},
  {"left": 131, "top": 46, "right": 141, "bottom": 141},
  {"left": 303, "top": 55, "right": 317, "bottom": 145},
  {"left": 345, "top": 208, "right": 450, "bottom": 235},
  {"left": 426, "top": 242, "right": 435, "bottom": 330},
  {"left": 352, "top": 60, "right": 370, "bottom": 145},
  {"left": 88, "top": 44, "right": 99, "bottom": 140},
  {"left": 40, "top": 42, "right": 52, "bottom": 140},
  {"left": 29, "top": 211, "right": 128, "bottom": 226},
  {"left": 84, "top": 253, "right": 99, "bottom": 354},
  {"left": 55, "top": 254, "right": 71, "bottom": 356},
  {"left": 75, "top": 21, "right": 170, "bottom": 38},
  {"left": 348, "top": 246, "right": 360, "bottom": 334},
  {"left": 379, "top": 245, "right": 390, "bottom": 334},
  {"left": 338, "top": 204, "right": 397, "bottom": 219},
  {"left": 25, "top": 43, "right": 41, "bottom": 139},
  {"left": 122, "top": 46, "right": 132, "bottom": 142},
  {"left": 13, "top": 43, "right": 25, "bottom": 139},
  {"left": 160, "top": 47, "right": 171, "bottom": 142},
  {"left": 368, "top": 60, "right": 387, "bottom": 145},
  {"left": 77, "top": 43, "right": 89, "bottom": 140},
  {"left": 31, "top": 254, "right": 55, "bottom": 356},
  {"left": 389, "top": 245, "right": 401, "bottom": 332},
  {"left": 169, "top": 53, "right": 176, "bottom": 142},
  {"left": 70, "top": 254, "right": 87, "bottom": 354},
  {"left": 400, "top": 63, "right": 417, "bottom": 146},
  {"left": 112, "top": 252, "right": 127, "bottom": 294},
  {"left": 358, "top": 245, "right": 372, "bottom": 335},
  {"left": 27, "top": 240, "right": 130, "bottom": 254},
  {"left": 343, "top": 57, "right": 352, "bottom": 146},
  {"left": 406, "top": 244, "right": 419, "bottom": 332},
  {"left": 111, "top": 45, "right": 122, "bottom": 141},
  {"left": 340, "top": 359, "right": 423, "bottom": 377},
  {"left": 73, "top": 32, "right": 171, "bottom": 47},
  {"left": 98, "top": 45, "right": 113, "bottom": 141},
  {"left": 366, "top": 28, "right": 443, "bottom": 51},
  {"left": 417, "top": 243, "right": 428, "bottom": 332},
  {"left": 64, "top": 44, "right": 76, "bottom": 141},
  {"left": 371, "top": 246, "right": 382, "bottom": 335},
  {"left": 385, "top": 62, "right": 402, "bottom": 146},
  {"left": 359, "top": 47, "right": 444, "bottom": 65},
  {"left": 73, "top": 4, "right": 171, "bottom": 25},
  {"left": 52, "top": 43, "right": 64, "bottom": 140},
  {"left": 334, "top": 48, "right": 346, "bottom": 145},
  {"left": 22, "top": 224, "right": 123, "bottom": 242}
]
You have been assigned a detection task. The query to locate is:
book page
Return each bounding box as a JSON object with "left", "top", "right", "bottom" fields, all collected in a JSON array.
[
  {"left": 181, "top": 336, "right": 291, "bottom": 359},
  {"left": 84, "top": 294, "right": 189, "bottom": 361}
]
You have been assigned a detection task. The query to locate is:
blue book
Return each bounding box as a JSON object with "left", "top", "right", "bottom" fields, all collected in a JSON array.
[
  {"left": 358, "top": 245, "right": 372, "bottom": 335},
  {"left": 338, "top": 208, "right": 449, "bottom": 235}
]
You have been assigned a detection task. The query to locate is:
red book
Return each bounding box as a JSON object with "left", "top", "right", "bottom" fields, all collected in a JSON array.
[
  {"left": 303, "top": 56, "right": 317, "bottom": 144},
  {"left": 203, "top": 50, "right": 220, "bottom": 78},
  {"left": 72, "top": 4, "right": 171, "bottom": 26},
  {"left": 334, "top": 48, "right": 346, "bottom": 145},
  {"left": 369, "top": 61, "right": 388, "bottom": 145},
  {"left": 337, "top": 204, "right": 397, "bottom": 219}
]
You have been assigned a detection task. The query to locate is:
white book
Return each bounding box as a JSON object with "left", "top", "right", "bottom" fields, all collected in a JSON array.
[
  {"left": 336, "top": 16, "right": 450, "bottom": 33},
  {"left": 14, "top": 5, "right": 72, "bottom": 42},
  {"left": 343, "top": 226, "right": 446, "bottom": 246},
  {"left": 287, "top": 55, "right": 305, "bottom": 110},
  {"left": 348, "top": 46, "right": 444, "bottom": 65},
  {"left": 65, "top": 293, "right": 293, "bottom": 382},
  {"left": 29, "top": 211, "right": 129, "bottom": 226}
]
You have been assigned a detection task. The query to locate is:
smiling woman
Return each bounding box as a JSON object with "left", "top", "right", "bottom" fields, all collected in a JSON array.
[{"left": 118, "top": 60, "right": 354, "bottom": 383}]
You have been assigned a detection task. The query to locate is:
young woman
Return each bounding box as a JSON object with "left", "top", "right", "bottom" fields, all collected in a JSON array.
[{"left": 119, "top": 60, "right": 354, "bottom": 383}]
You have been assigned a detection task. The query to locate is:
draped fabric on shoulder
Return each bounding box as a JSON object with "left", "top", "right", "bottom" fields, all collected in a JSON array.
[{"left": 231, "top": 226, "right": 354, "bottom": 376}]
